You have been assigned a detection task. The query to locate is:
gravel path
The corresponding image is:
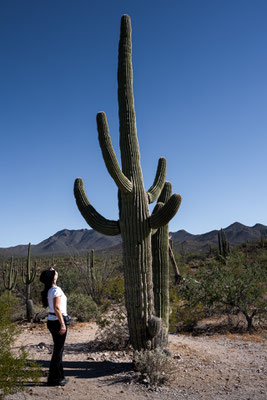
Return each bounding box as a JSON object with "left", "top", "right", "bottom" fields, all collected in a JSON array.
[{"left": 6, "top": 323, "right": 267, "bottom": 400}]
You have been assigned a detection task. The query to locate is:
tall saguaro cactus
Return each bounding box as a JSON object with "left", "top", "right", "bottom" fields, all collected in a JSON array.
[
  {"left": 22, "top": 243, "right": 36, "bottom": 321},
  {"left": 74, "top": 15, "right": 181, "bottom": 350}
]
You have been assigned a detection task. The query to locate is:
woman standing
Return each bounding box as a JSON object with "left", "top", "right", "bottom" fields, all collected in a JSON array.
[{"left": 40, "top": 267, "right": 69, "bottom": 386}]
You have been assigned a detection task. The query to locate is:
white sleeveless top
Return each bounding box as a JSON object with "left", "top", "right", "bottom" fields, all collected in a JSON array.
[{"left": 47, "top": 286, "right": 67, "bottom": 321}]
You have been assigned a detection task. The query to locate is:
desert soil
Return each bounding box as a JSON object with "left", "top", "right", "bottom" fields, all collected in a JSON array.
[{"left": 6, "top": 322, "right": 267, "bottom": 400}]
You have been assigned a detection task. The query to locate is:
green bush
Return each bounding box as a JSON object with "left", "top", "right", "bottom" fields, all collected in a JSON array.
[
  {"left": 0, "top": 292, "right": 41, "bottom": 399},
  {"left": 177, "top": 252, "right": 267, "bottom": 332},
  {"left": 169, "top": 287, "right": 206, "bottom": 332},
  {"left": 169, "top": 302, "right": 205, "bottom": 333},
  {"left": 56, "top": 265, "right": 81, "bottom": 295},
  {"left": 103, "top": 276, "right": 124, "bottom": 303},
  {"left": 67, "top": 293, "right": 99, "bottom": 322}
]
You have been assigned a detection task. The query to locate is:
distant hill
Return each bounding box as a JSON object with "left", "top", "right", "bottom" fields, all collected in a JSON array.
[
  {"left": 0, "top": 222, "right": 266, "bottom": 257},
  {"left": 171, "top": 222, "right": 267, "bottom": 253},
  {"left": 0, "top": 229, "right": 121, "bottom": 257}
]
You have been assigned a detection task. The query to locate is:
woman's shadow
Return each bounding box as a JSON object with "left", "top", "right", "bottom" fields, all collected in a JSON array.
[{"left": 26, "top": 341, "right": 133, "bottom": 386}]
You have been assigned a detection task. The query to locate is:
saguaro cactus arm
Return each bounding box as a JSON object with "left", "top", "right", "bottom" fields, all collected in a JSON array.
[
  {"left": 147, "top": 158, "right": 166, "bottom": 204},
  {"left": 97, "top": 112, "right": 133, "bottom": 194},
  {"left": 158, "top": 181, "right": 172, "bottom": 203},
  {"left": 74, "top": 178, "right": 120, "bottom": 236},
  {"left": 149, "top": 193, "right": 182, "bottom": 229},
  {"left": 150, "top": 202, "right": 163, "bottom": 236}
]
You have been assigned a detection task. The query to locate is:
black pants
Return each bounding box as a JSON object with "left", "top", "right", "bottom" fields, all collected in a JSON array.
[{"left": 47, "top": 320, "right": 67, "bottom": 383}]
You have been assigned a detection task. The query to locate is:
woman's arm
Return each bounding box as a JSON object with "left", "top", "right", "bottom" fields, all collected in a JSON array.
[{"left": 53, "top": 296, "right": 66, "bottom": 335}]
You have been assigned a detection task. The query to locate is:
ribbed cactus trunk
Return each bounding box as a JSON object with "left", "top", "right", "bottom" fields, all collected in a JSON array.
[
  {"left": 74, "top": 15, "right": 181, "bottom": 350},
  {"left": 117, "top": 17, "right": 154, "bottom": 349},
  {"left": 152, "top": 182, "right": 172, "bottom": 346}
]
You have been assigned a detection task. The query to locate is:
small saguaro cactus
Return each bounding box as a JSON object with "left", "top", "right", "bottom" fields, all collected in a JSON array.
[
  {"left": 3, "top": 257, "right": 17, "bottom": 295},
  {"left": 22, "top": 243, "right": 36, "bottom": 321},
  {"left": 74, "top": 15, "right": 182, "bottom": 350}
]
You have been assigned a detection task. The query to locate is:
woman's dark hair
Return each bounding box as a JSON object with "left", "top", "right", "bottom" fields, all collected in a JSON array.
[{"left": 40, "top": 270, "right": 55, "bottom": 308}]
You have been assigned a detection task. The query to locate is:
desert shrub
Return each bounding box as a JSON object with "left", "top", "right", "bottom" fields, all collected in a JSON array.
[
  {"left": 95, "top": 305, "right": 129, "bottom": 350},
  {"left": 102, "top": 276, "right": 124, "bottom": 303},
  {"left": 133, "top": 348, "right": 176, "bottom": 387},
  {"left": 169, "top": 302, "right": 205, "bottom": 333},
  {"left": 73, "top": 254, "right": 123, "bottom": 305},
  {"left": 178, "top": 253, "right": 267, "bottom": 332},
  {"left": 169, "top": 286, "right": 206, "bottom": 333},
  {"left": 0, "top": 292, "right": 41, "bottom": 399},
  {"left": 56, "top": 265, "right": 81, "bottom": 295},
  {"left": 67, "top": 293, "right": 99, "bottom": 322}
]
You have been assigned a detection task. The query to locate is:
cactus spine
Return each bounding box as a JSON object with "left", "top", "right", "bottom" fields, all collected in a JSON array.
[
  {"left": 3, "top": 257, "right": 17, "bottom": 294},
  {"left": 22, "top": 243, "right": 36, "bottom": 321},
  {"left": 74, "top": 15, "right": 181, "bottom": 350}
]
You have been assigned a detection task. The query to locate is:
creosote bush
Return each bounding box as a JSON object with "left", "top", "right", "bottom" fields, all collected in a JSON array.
[
  {"left": 133, "top": 348, "right": 176, "bottom": 387},
  {"left": 0, "top": 293, "right": 41, "bottom": 399},
  {"left": 67, "top": 293, "right": 99, "bottom": 322}
]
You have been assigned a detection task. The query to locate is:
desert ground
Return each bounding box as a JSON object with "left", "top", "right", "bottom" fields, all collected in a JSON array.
[{"left": 6, "top": 320, "right": 267, "bottom": 400}]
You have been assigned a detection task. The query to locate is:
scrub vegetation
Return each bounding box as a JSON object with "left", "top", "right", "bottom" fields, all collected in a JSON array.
[{"left": 0, "top": 238, "right": 266, "bottom": 393}]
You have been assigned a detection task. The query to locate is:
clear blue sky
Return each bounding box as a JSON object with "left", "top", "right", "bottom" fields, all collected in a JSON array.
[{"left": 1, "top": 0, "right": 266, "bottom": 247}]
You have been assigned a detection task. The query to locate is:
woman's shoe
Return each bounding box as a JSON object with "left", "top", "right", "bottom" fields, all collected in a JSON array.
[{"left": 59, "top": 378, "right": 69, "bottom": 386}]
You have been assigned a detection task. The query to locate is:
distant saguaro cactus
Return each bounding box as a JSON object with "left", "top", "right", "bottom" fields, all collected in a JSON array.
[
  {"left": 3, "top": 257, "right": 17, "bottom": 295},
  {"left": 22, "top": 243, "right": 36, "bottom": 321},
  {"left": 74, "top": 15, "right": 181, "bottom": 350},
  {"left": 218, "top": 228, "right": 230, "bottom": 259},
  {"left": 86, "top": 249, "right": 98, "bottom": 303}
]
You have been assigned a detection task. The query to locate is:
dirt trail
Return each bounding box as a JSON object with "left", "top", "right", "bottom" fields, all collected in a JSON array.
[{"left": 6, "top": 322, "right": 267, "bottom": 400}]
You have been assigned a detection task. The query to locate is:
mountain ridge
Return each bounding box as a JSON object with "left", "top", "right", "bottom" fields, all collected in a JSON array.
[{"left": 0, "top": 222, "right": 266, "bottom": 257}]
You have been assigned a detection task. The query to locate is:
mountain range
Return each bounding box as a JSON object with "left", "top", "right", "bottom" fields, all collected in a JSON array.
[{"left": 0, "top": 222, "right": 266, "bottom": 257}]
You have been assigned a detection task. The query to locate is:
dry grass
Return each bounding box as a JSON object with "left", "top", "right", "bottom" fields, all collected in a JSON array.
[{"left": 225, "top": 332, "right": 266, "bottom": 343}]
